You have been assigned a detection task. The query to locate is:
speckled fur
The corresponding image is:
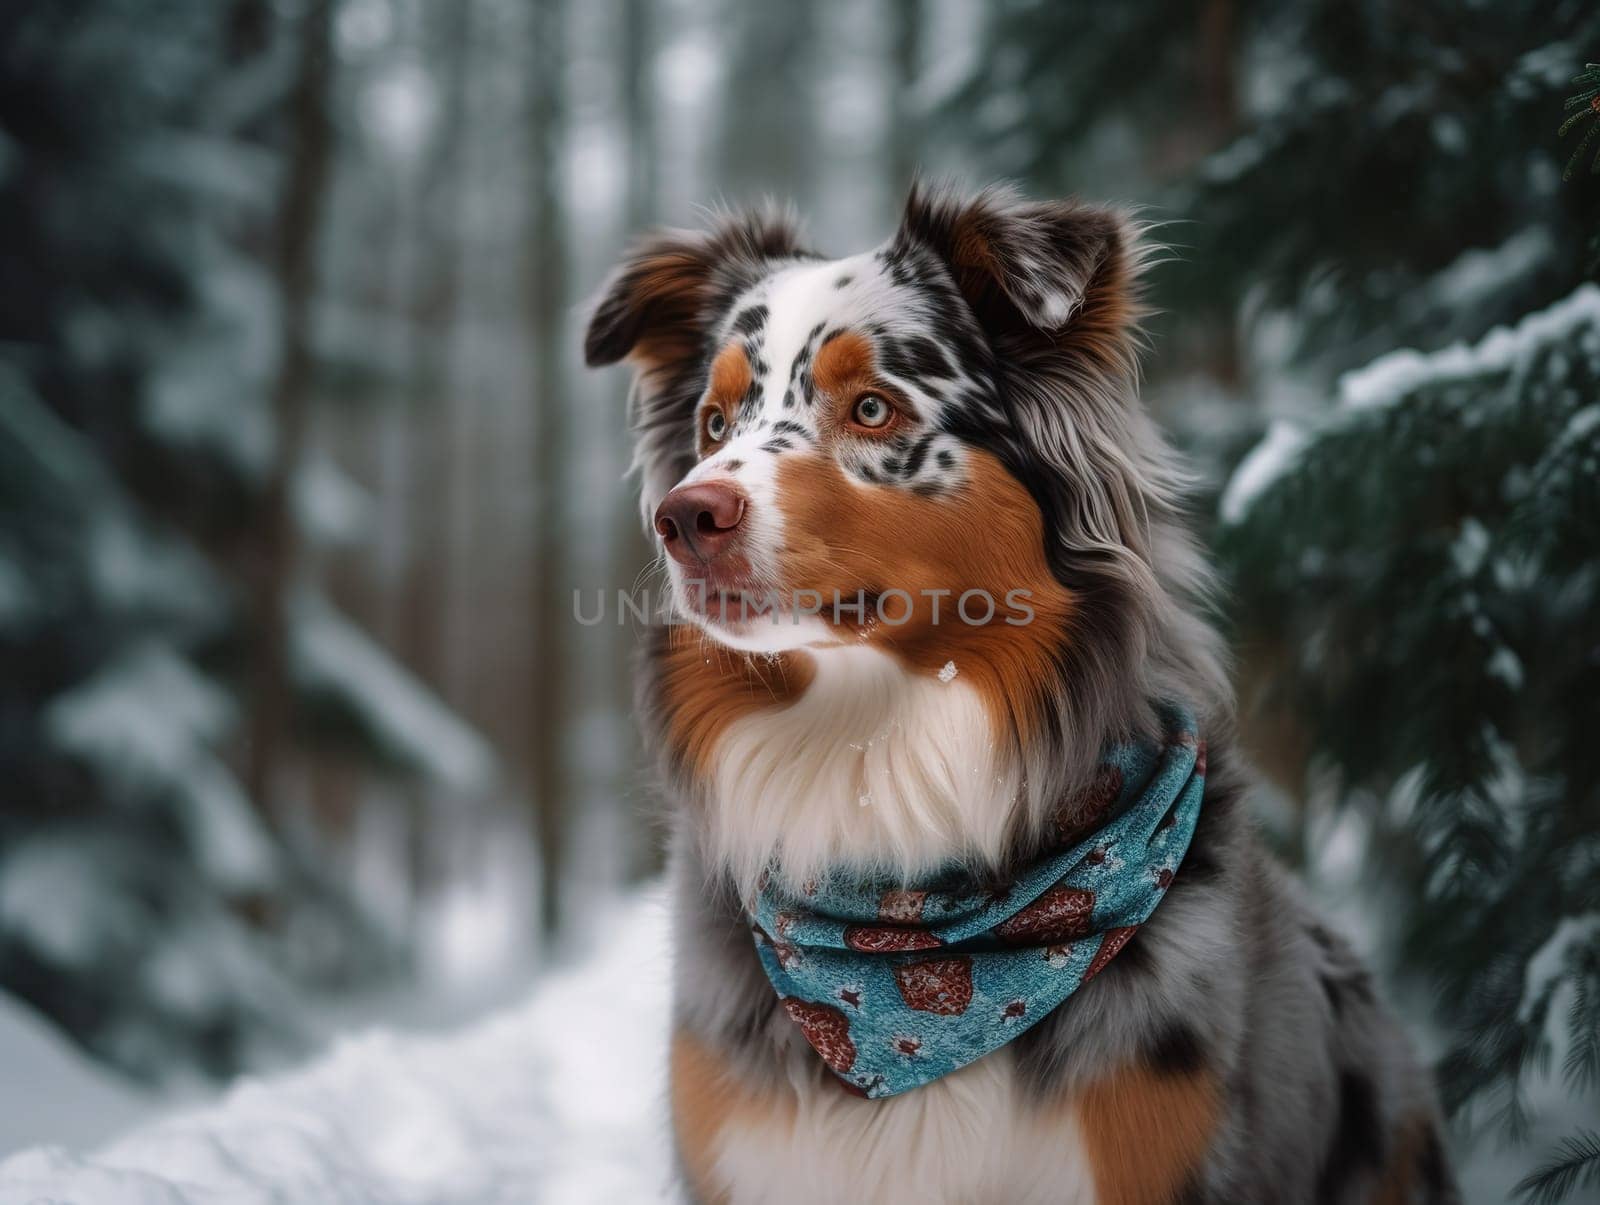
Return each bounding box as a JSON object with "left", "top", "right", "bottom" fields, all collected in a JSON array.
[{"left": 587, "top": 184, "right": 1457, "bottom": 1205}]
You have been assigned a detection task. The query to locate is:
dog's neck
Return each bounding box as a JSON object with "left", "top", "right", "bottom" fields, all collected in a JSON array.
[{"left": 697, "top": 644, "right": 1027, "bottom": 901}]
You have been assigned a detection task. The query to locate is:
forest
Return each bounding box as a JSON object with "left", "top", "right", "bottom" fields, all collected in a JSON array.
[{"left": 0, "top": 1, "right": 1597, "bottom": 1200}]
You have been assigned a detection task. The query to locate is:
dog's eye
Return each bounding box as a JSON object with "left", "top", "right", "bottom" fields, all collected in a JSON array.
[
  {"left": 705, "top": 410, "right": 728, "bottom": 443},
  {"left": 852, "top": 394, "right": 893, "bottom": 429}
]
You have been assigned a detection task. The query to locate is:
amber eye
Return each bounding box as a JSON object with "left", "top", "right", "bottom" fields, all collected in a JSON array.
[
  {"left": 705, "top": 410, "right": 728, "bottom": 443},
  {"left": 852, "top": 394, "right": 893, "bottom": 429}
]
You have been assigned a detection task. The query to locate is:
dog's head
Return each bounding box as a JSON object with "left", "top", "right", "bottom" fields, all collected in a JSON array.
[{"left": 587, "top": 184, "right": 1222, "bottom": 751}]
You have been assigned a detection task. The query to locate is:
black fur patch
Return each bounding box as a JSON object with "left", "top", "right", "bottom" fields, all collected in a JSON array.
[
  {"left": 769, "top": 419, "right": 812, "bottom": 443},
  {"left": 1147, "top": 1021, "right": 1208, "bottom": 1077},
  {"left": 1316, "top": 1070, "right": 1384, "bottom": 1204},
  {"left": 1416, "top": 1125, "right": 1458, "bottom": 1203},
  {"left": 731, "top": 304, "right": 768, "bottom": 339}
]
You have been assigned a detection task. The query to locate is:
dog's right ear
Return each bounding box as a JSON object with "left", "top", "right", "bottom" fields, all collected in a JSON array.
[
  {"left": 585, "top": 210, "right": 812, "bottom": 523},
  {"left": 584, "top": 211, "right": 811, "bottom": 374},
  {"left": 584, "top": 231, "right": 714, "bottom": 371}
]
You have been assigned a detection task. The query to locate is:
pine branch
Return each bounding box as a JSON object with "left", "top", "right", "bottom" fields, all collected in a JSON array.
[
  {"left": 1563, "top": 971, "right": 1600, "bottom": 1091},
  {"left": 1561, "top": 64, "right": 1600, "bottom": 180},
  {"left": 1514, "top": 1131, "right": 1600, "bottom": 1205}
]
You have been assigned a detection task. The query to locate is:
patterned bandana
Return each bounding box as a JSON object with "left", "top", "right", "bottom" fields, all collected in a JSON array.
[{"left": 748, "top": 705, "right": 1205, "bottom": 1099}]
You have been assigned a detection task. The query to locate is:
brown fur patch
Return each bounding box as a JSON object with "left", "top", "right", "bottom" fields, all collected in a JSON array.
[
  {"left": 1075, "top": 1063, "right": 1220, "bottom": 1205},
  {"left": 773, "top": 450, "right": 1073, "bottom": 742},
  {"left": 707, "top": 343, "right": 752, "bottom": 407},
  {"left": 670, "top": 1028, "right": 790, "bottom": 1204},
  {"left": 812, "top": 330, "right": 876, "bottom": 406},
  {"left": 658, "top": 628, "right": 815, "bottom": 779}
]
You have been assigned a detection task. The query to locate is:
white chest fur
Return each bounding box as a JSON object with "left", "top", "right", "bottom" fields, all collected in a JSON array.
[
  {"left": 708, "top": 1051, "right": 1098, "bottom": 1205},
  {"left": 704, "top": 646, "right": 1023, "bottom": 899}
]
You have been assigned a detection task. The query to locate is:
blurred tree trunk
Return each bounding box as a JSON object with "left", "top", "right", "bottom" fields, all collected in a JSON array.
[
  {"left": 888, "top": 0, "right": 923, "bottom": 196},
  {"left": 616, "top": 0, "right": 660, "bottom": 880},
  {"left": 717, "top": 3, "right": 819, "bottom": 205},
  {"left": 1199, "top": 0, "right": 1238, "bottom": 145},
  {"left": 247, "top": 0, "right": 335, "bottom": 813},
  {"left": 398, "top": 0, "right": 477, "bottom": 912},
  {"left": 401, "top": 0, "right": 472, "bottom": 693},
  {"left": 1197, "top": 0, "right": 1243, "bottom": 389},
  {"left": 621, "top": 0, "right": 658, "bottom": 238},
  {"left": 526, "top": 0, "right": 572, "bottom": 939}
]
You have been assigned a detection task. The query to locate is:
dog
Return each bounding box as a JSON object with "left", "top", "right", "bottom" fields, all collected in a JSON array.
[{"left": 585, "top": 184, "right": 1457, "bottom": 1205}]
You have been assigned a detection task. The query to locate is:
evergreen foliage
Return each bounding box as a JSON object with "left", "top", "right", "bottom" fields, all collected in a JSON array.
[
  {"left": 1516, "top": 1129, "right": 1600, "bottom": 1205},
  {"left": 1560, "top": 65, "right": 1600, "bottom": 181},
  {"left": 1218, "top": 289, "right": 1600, "bottom": 1173}
]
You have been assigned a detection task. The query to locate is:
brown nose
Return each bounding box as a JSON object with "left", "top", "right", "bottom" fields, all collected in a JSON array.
[{"left": 654, "top": 481, "right": 747, "bottom": 564}]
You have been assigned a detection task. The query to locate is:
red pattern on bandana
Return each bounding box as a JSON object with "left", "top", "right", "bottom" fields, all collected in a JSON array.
[
  {"left": 893, "top": 955, "right": 974, "bottom": 1015},
  {"left": 994, "top": 885, "right": 1097, "bottom": 944},
  {"left": 1083, "top": 925, "right": 1139, "bottom": 983},
  {"left": 843, "top": 925, "right": 944, "bottom": 953},
  {"left": 783, "top": 998, "right": 857, "bottom": 1073}
]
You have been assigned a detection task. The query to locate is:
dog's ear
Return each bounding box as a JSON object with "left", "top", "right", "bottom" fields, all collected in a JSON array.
[
  {"left": 892, "top": 183, "right": 1143, "bottom": 381},
  {"left": 585, "top": 209, "right": 812, "bottom": 521},
  {"left": 584, "top": 210, "right": 811, "bottom": 373},
  {"left": 583, "top": 232, "right": 714, "bottom": 371}
]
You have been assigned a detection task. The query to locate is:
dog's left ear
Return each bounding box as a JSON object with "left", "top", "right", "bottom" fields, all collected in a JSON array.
[{"left": 893, "top": 183, "right": 1143, "bottom": 380}]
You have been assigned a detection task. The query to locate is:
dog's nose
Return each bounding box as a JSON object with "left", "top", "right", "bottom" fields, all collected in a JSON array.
[{"left": 654, "top": 481, "right": 747, "bottom": 564}]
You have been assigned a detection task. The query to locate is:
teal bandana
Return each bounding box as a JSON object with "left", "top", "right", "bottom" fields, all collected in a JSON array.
[{"left": 749, "top": 705, "right": 1205, "bottom": 1099}]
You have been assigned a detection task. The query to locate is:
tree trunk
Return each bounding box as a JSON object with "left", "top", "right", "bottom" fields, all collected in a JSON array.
[
  {"left": 717, "top": 3, "right": 819, "bottom": 206},
  {"left": 397, "top": 0, "right": 477, "bottom": 919},
  {"left": 888, "top": 0, "right": 923, "bottom": 196},
  {"left": 247, "top": 0, "right": 335, "bottom": 814},
  {"left": 400, "top": 0, "right": 474, "bottom": 689},
  {"left": 615, "top": 0, "right": 660, "bottom": 881},
  {"left": 526, "top": 0, "right": 571, "bottom": 940}
]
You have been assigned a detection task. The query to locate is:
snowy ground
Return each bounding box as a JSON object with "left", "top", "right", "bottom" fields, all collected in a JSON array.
[
  {"left": 0, "top": 891, "right": 677, "bottom": 1205},
  {"left": 0, "top": 996, "right": 158, "bottom": 1156}
]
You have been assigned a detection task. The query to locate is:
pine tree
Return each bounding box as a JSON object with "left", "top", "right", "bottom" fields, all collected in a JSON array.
[
  {"left": 944, "top": 1, "right": 1600, "bottom": 1194},
  {"left": 0, "top": 0, "right": 494, "bottom": 1082},
  {"left": 1217, "top": 286, "right": 1600, "bottom": 1191}
]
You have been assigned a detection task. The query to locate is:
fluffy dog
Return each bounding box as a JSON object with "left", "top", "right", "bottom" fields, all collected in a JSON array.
[{"left": 585, "top": 184, "right": 1456, "bottom": 1205}]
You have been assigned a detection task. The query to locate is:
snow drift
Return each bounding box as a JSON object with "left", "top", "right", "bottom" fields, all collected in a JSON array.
[{"left": 0, "top": 891, "right": 676, "bottom": 1205}]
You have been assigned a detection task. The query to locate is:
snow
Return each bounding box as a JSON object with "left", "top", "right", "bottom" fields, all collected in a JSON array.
[
  {"left": 1218, "top": 419, "right": 1309, "bottom": 524},
  {"left": 1425, "top": 229, "right": 1552, "bottom": 313},
  {"left": 141, "top": 258, "right": 277, "bottom": 478},
  {"left": 1487, "top": 646, "right": 1524, "bottom": 691},
  {"left": 293, "top": 598, "right": 496, "bottom": 791},
  {"left": 1338, "top": 283, "right": 1600, "bottom": 411},
  {"left": 0, "top": 995, "right": 157, "bottom": 1156},
  {"left": 296, "top": 458, "right": 377, "bottom": 546},
  {"left": 0, "top": 890, "right": 678, "bottom": 1205},
  {"left": 44, "top": 644, "right": 280, "bottom": 893},
  {"left": 1557, "top": 403, "right": 1600, "bottom": 446},
  {"left": 1450, "top": 518, "right": 1490, "bottom": 577},
  {"left": 1222, "top": 284, "right": 1600, "bottom": 524},
  {"left": 938, "top": 660, "right": 958, "bottom": 683},
  {"left": 1518, "top": 912, "right": 1600, "bottom": 1026},
  {"left": 87, "top": 515, "right": 225, "bottom": 632}
]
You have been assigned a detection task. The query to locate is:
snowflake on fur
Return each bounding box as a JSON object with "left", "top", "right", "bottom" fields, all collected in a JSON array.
[{"left": 1559, "top": 63, "right": 1600, "bottom": 180}]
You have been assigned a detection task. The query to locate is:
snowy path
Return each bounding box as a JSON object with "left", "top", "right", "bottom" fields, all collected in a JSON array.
[{"left": 0, "top": 892, "right": 677, "bottom": 1205}]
